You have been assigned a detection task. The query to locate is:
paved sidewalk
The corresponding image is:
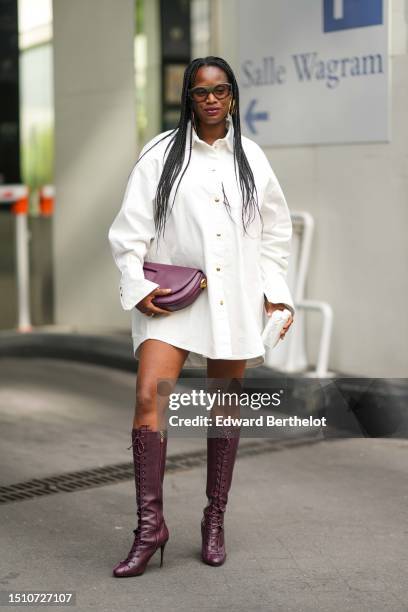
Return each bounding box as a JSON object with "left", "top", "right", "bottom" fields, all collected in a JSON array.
[
  {"left": 1, "top": 438, "right": 407, "bottom": 611},
  {"left": 0, "top": 357, "right": 407, "bottom": 611}
]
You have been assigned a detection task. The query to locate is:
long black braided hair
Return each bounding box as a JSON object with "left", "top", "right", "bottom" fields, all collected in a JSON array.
[{"left": 137, "top": 56, "right": 262, "bottom": 244}]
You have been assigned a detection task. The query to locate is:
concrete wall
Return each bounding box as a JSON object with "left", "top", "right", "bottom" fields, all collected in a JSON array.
[
  {"left": 144, "top": 0, "right": 161, "bottom": 142},
  {"left": 52, "top": 0, "right": 137, "bottom": 330},
  {"left": 212, "top": 0, "right": 408, "bottom": 377}
]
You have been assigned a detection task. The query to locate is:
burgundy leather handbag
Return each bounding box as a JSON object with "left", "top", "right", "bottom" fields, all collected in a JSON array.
[{"left": 142, "top": 261, "right": 207, "bottom": 311}]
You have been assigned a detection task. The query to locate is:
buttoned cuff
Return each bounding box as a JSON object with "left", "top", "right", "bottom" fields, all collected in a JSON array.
[
  {"left": 119, "top": 278, "right": 160, "bottom": 311},
  {"left": 263, "top": 275, "right": 295, "bottom": 317}
]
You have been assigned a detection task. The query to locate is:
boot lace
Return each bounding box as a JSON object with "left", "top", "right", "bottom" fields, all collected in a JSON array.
[
  {"left": 122, "top": 428, "right": 148, "bottom": 562},
  {"left": 203, "top": 434, "right": 232, "bottom": 548}
]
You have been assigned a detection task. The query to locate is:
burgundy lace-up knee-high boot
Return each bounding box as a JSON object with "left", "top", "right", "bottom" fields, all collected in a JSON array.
[
  {"left": 201, "top": 425, "right": 241, "bottom": 566},
  {"left": 113, "top": 426, "right": 169, "bottom": 577}
]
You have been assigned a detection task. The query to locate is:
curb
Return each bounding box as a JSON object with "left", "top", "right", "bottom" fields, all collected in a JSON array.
[{"left": 1, "top": 329, "right": 407, "bottom": 437}]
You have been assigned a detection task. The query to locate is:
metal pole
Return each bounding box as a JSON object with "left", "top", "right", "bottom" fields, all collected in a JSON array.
[
  {"left": 0, "top": 185, "right": 32, "bottom": 332},
  {"left": 15, "top": 211, "right": 32, "bottom": 331}
]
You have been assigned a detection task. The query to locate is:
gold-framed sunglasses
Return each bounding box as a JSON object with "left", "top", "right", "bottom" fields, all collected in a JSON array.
[{"left": 188, "top": 82, "right": 232, "bottom": 102}]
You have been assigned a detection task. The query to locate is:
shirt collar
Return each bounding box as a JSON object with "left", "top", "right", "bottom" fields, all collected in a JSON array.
[{"left": 187, "top": 113, "right": 234, "bottom": 153}]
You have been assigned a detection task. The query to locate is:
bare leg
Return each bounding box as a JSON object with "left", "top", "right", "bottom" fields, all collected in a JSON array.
[
  {"left": 113, "top": 339, "right": 189, "bottom": 578},
  {"left": 206, "top": 358, "right": 247, "bottom": 380},
  {"left": 206, "top": 358, "right": 247, "bottom": 421},
  {"left": 134, "top": 339, "right": 190, "bottom": 430}
]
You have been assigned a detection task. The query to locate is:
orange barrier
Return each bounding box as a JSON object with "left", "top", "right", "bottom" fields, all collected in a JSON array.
[
  {"left": 39, "top": 185, "right": 55, "bottom": 216},
  {"left": 0, "top": 185, "right": 29, "bottom": 214}
]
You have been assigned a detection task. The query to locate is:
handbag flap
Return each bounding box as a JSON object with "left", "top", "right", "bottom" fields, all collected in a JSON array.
[{"left": 143, "top": 261, "right": 202, "bottom": 293}]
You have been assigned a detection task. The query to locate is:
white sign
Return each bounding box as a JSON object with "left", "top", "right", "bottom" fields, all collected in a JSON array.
[{"left": 238, "top": 0, "right": 389, "bottom": 145}]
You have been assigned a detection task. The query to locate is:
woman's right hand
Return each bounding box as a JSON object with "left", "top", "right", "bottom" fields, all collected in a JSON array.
[{"left": 136, "top": 287, "right": 173, "bottom": 317}]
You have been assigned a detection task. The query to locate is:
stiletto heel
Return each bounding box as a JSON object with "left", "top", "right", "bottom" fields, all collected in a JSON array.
[{"left": 160, "top": 541, "right": 167, "bottom": 568}]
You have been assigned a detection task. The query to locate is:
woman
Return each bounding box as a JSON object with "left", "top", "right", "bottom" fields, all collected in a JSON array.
[{"left": 108, "top": 56, "right": 295, "bottom": 577}]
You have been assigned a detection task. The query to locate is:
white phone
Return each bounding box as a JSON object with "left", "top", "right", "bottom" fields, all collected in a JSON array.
[{"left": 262, "top": 308, "right": 292, "bottom": 349}]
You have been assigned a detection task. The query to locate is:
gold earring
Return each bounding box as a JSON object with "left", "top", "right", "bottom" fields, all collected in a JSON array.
[{"left": 228, "top": 98, "right": 235, "bottom": 115}]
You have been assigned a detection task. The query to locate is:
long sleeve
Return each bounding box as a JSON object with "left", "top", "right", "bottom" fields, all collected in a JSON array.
[
  {"left": 108, "top": 155, "right": 160, "bottom": 311},
  {"left": 260, "top": 168, "right": 295, "bottom": 317}
]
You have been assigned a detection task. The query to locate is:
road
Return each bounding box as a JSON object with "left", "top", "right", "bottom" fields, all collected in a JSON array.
[{"left": 0, "top": 358, "right": 407, "bottom": 611}]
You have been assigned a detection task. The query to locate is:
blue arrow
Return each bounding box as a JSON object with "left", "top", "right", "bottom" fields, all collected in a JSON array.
[{"left": 245, "top": 99, "right": 269, "bottom": 135}]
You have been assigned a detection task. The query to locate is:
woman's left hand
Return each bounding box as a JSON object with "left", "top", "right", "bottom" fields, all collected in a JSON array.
[{"left": 264, "top": 299, "right": 294, "bottom": 340}]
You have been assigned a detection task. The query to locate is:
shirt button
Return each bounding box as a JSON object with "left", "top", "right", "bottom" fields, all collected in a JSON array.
[
  {"left": 214, "top": 197, "right": 220, "bottom": 203},
  {"left": 216, "top": 267, "right": 221, "bottom": 271},
  {"left": 216, "top": 233, "right": 221, "bottom": 237},
  {"left": 219, "top": 300, "right": 224, "bottom": 305}
]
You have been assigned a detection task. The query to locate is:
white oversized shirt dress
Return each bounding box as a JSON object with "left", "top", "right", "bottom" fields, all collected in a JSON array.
[{"left": 108, "top": 114, "right": 295, "bottom": 369}]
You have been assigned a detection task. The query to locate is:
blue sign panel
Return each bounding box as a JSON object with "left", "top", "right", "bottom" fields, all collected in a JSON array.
[{"left": 323, "top": 0, "right": 383, "bottom": 32}]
